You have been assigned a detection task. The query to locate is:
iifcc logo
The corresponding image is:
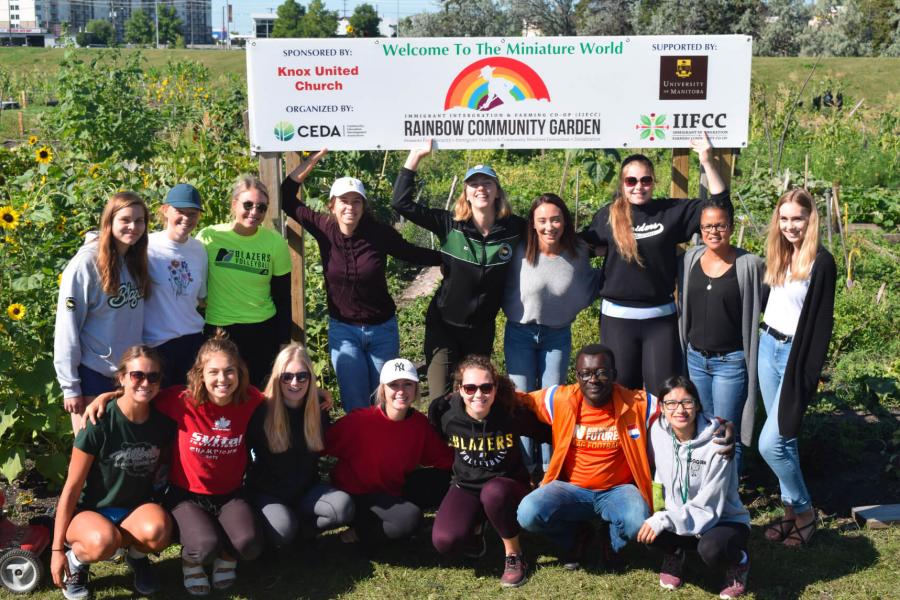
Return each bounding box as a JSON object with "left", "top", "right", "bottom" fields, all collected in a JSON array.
[{"left": 274, "top": 121, "right": 295, "bottom": 142}]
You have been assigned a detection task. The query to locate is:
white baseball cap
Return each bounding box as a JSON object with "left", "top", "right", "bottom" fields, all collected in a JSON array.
[
  {"left": 329, "top": 176, "right": 367, "bottom": 200},
  {"left": 379, "top": 358, "right": 419, "bottom": 384}
]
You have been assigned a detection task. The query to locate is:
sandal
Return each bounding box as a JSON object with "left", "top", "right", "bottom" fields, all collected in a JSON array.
[
  {"left": 182, "top": 561, "right": 210, "bottom": 596},
  {"left": 212, "top": 557, "right": 238, "bottom": 590},
  {"left": 763, "top": 518, "right": 795, "bottom": 542},
  {"left": 783, "top": 518, "right": 818, "bottom": 547}
]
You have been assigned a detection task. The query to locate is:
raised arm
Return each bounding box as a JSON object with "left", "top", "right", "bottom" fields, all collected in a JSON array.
[
  {"left": 392, "top": 140, "right": 451, "bottom": 235},
  {"left": 690, "top": 132, "right": 725, "bottom": 196},
  {"left": 280, "top": 148, "right": 328, "bottom": 226}
]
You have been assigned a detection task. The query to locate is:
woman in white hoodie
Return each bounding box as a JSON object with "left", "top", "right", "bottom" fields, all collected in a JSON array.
[{"left": 637, "top": 376, "right": 750, "bottom": 599}]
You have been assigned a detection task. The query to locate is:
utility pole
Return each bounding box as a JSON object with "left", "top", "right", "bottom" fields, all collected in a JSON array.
[{"left": 154, "top": 0, "right": 159, "bottom": 48}]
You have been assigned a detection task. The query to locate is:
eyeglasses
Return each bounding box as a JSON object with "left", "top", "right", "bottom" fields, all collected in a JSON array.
[
  {"left": 242, "top": 201, "right": 268, "bottom": 213},
  {"left": 623, "top": 176, "right": 654, "bottom": 187},
  {"left": 576, "top": 369, "right": 613, "bottom": 382},
  {"left": 461, "top": 383, "right": 495, "bottom": 395},
  {"left": 662, "top": 399, "right": 696, "bottom": 410},
  {"left": 700, "top": 223, "right": 730, "bottom": 233},
  {"left": 280, "top": 371, "right": 311, "bottom": 384},
  {"left": 466, "top": 178, "right": 496, "bottom": 189},
  {"left": 128, "top": 371, "right": 161, "bottom": 385}
]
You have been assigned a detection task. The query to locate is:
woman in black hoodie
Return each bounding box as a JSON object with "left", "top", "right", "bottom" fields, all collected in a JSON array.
[{"left": 428, "top": 355, "right": 549, "bottom": 588}]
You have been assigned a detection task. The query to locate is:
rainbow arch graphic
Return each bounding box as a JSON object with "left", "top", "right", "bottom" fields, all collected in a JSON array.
[{"left": 444, "top": 57, "right": 551, "bottom": 111}]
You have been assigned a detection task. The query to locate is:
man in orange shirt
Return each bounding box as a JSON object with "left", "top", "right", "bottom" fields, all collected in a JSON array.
[{"left": 516, "top": 344, "right": 655, "bottom": 570}]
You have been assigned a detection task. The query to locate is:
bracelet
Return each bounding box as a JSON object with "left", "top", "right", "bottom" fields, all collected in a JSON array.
[{"left": 51, "top": 548, "right": 66, "bottom": 552}]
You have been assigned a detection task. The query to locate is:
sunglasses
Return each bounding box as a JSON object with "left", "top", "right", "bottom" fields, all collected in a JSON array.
[
  {"left": 280, "top": 371, "right": 311, "bottom": 384},
  {"left": 461, "top": 383, "right": 495, "bottom": 395},
  {"left": 128, "top": 370, "right": 161, "bottom": 385},
  {"left": 242, "top": 201, "right": 268, "bottom": 213},
  {"left": 623, "top": 176, "right": 654, "bottom": 187}
]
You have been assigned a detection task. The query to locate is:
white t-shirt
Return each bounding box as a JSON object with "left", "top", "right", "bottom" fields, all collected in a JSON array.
[
  {"left": 763, "top": 269, "right": 810, "bottom": 336},
  {"left": 143, "top": 231, "right": 208, "bottom": 346}
]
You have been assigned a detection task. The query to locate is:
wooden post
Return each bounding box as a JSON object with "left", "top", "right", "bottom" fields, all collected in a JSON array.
[
  {"left": 17, "top": 111, "right": 24, "bottom": 136},
  {"left": 20, "top": 90, "right": 27, "bottom": 108},
  {"left": 258, "top": 152, "right": 282, "bottom": 230},
  {"left": 670, "top": 148, "right": 690, "bottom": 199},
  {"left": 283, "top": 152, "right": 306, "bottom": 342}
]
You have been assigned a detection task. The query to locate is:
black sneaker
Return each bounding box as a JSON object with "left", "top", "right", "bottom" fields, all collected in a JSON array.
[
  {"left": 561, "top": 524, "right": 594, "bottom": 570},
  {"left": 500, "top": 553, "right": 527, "bottom": 588},
  {"left": 461, "top": 522, "right": 487, "bottom": 559},
  {"left": 63, "top": 551, "right": 90, "bottom": 600},
  {"left": 126, "top": 553, "right": 162, "bottom": 596},
  {"left": 599, "top": 529, "right": 627, "bottom": 573}
]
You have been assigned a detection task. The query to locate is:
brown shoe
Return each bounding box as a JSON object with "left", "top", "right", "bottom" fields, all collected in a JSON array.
[{"left": 500, "top": 553, "right": 527, "bottom": 588}]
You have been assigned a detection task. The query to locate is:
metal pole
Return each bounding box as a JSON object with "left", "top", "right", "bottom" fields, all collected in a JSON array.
[{"left": 154, "top": 0, "right": 159, "bottom": 47}]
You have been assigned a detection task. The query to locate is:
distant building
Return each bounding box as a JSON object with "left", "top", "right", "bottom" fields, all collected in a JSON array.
[{"left": 251, "top": 12, "right": 275, "bottom": 38}]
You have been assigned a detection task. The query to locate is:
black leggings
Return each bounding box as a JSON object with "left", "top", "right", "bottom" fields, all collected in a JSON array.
[
  {"left": 351, "top": 468, "right": 450, "bottom": 545},
  {"left": 423, "top": 300, "right": 496, "bottom": 401},
  {"left": 599, "top": 312, "right": 682, "bottom": 397},
  {"left": 651, "top": 522, "right": 749, "bottom": 571},
  {"left": 205, "top": 317, "right": 280, "bottom": 389}
]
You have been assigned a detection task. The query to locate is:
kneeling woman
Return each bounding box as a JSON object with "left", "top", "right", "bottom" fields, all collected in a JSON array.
[
  {"left": 429, "top": 355, "right": 550, "bottom": 588},
  {"left": 637, "top": 376, "right": 750, "bottom": 599},
  {"left": 246, "top": 343, "right": 354, "bottom": 546},
  {"left": 52, "top": 346, "right": 176, "bottom": 599},
  {"left": 325, "top": 359, "right": 453, "bottom": 546}
]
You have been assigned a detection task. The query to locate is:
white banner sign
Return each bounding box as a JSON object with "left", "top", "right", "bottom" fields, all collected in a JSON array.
[{"left": 246, "top": 35, "right": 752, "bottom": 152}]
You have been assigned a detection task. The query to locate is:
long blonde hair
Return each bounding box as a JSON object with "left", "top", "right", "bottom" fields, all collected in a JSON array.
[
  {"left": 608, "top": 154, "right": 654, "bottom": 267},
  {"left": 453, "top": 180, "right": 512, "bottom": 222},
  {"left": 764, "top": 188, "right": 820, "bottom": 286},
  {"left": 229, "top": 174, "right": 270, "bottom": 222},
  {"left": 261, "top": 344, "right": 324, "bottom": 453},
  {"left": 96, "top": 192, "right": 151, "bottom": 298},
  {"left": 186, "top": 329, "right": 250, "bottom": 407}
]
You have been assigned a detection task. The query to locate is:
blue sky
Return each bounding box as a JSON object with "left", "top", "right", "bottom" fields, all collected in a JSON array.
[{"left": 212, "top": 0, "right": 442, "bottom": 35}]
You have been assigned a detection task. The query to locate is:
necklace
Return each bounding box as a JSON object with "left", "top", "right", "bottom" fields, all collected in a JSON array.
[{"left": 701, "top": 253, "right": 734, "bottom": 291}]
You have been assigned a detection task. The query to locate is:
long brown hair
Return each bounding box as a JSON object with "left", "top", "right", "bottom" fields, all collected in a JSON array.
[
  {"left": 453, "top": 178, "right": 512, "bottom": 222},
  {"left": 452, "top": 355, "right": 519, "bottom": 417},
  {"left": 525, "top": 193, "right": 579, "bottom": 265},
  {"left": 764, "top": 188, "right": 820, "bottom": 286},
  {"left": 261, "top": 344, "right": 324, "bottom": 453},
  {"left": 96, "top": 192, "right": 151, "bottom": 298},
  {"left": 186, "top": 329, "right": 250, "bottom": 406},
  {"left": 114, "top": 345, "right": 162, "bottom": 390},
  {"left": 608, "top": 154, "right": 655, "bottom": 267}
]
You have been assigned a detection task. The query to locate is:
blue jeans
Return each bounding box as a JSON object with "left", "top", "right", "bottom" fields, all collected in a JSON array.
[
  {"left": 504, "top": 321, "right": 571, "bottom": 476},
  {"left": 686, "top": 345, "right": 748, "bottom": 473},
  {"left": 328, "top": 316, "right": 399, "bottom": 413},
  {"left": 757, "top": 329, "right": 811, "bottom": 513},
  {"left": 517, "top": 481, "right": 649, "bottom": 553}
]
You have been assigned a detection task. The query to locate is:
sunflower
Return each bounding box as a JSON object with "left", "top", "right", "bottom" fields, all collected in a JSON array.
[
  {"left": 28, "top": 135, "right": 38, "bottom": 146},
  {"left": 57, "top": 272, "right": 63, "bottom": 286},
  {"left": 88, "top": 164, "right": 100, "bottom": 178},
  {"left": 0, "top": 206, "right": 20, "bottom": 230},
  {"left": 35, "top": 146, "right": 53, "bottom": 164},
  {"left": 6, "top": 303, "right": 26, "bottom": 321}
]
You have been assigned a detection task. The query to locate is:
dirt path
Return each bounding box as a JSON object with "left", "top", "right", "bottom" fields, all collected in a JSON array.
[{"left": 397, "top": 266, "right": 442, "bottom": 308}]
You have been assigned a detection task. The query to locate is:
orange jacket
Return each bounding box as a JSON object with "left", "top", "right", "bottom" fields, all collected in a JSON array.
[{"left": 522, "top": 383, "right": 654, "bottom": 507}]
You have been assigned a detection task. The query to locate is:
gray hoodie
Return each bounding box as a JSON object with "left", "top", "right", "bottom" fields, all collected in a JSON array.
[
  {"left": 646, "top": 412, "right": 750, "bottom": 536},
  {"left": 53, "top": 239, "right": 144, "bottom": 398}
]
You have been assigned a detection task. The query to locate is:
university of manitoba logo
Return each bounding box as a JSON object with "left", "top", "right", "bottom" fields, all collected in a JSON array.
[
  {"left": 659, "top": 56, "right": 708, "bottom": 100},
  {"left": 212, "top": 417, "right": 232, "bottom": 432}
]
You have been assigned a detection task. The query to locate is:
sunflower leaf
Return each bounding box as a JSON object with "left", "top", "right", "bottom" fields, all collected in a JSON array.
[{"left": 11, "top": 273, "right": 46, "bottom": 291}]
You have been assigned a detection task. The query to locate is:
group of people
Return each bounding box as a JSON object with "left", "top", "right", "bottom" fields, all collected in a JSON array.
[{"left": 50, "top": 136, "right": 836, "bottom": 599}]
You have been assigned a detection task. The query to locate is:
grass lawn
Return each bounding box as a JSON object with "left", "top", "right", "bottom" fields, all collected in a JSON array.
[{"left": 0, "top": 510, "right": 897, "bottom": 600}]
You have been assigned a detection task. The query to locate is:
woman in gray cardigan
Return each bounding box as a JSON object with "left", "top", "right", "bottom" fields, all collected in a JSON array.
[{"left": 677, "top": 198, "right": 763, "bottom": 474}]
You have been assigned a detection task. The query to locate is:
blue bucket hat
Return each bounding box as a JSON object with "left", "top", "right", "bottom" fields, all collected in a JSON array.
[
  {"left": 464, "top": 164, "right": 499, "bottom": 182},
  {"left": 165, "top": 184, "right": 203, "bottom": 210}
]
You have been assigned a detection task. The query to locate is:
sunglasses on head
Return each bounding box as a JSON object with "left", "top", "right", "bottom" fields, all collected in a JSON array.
[
  {"left": 623, "top": 176, "right": 654, "bottom": 187},
  {"left": 461, "top": 383, "right": 495, "bottom": 395},
  {"left": 128, "top": 370, "right": 161, "bottom": 385},
  {"left": 242, "top": 201, "right": 268, "bottom": 213},
  {"left": 280, "top": 371, "right": 311, "bottom": 384}
]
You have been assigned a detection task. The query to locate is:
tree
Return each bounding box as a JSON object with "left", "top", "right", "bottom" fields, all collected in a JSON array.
[
  {"left": 756, "top": 0, "right": 810, "bottom": 56},
  {"left": 348, "top": 3, "right": 381, "bottom": 37},
  {"left": 157, "top": 5, "right": 184, "bottom": 47},
  {"left": 798, "top": 0, "right": 874, "bottom": 56},
  {"left": 575, "top": 0, "right": 637, "bottom": 36},
  {"left": 124, "top": 9, "right": 154, "bottom": 45},
  {"left": 302, "top": 0, "right": 339, "bottom": 37},
  {"left": 400, "top": 0, "right": 517, "bottom": 37},
  {"left": 272, "top": 0, "right": 306, "bottom": 37},
  {"left": 79, "top": 19, "right": 115, "bottom": 46},
  {"left": 509, "top": 0, "right": 579, "bottom": 36},
  {"left": 636, "top": 0, "right": 763, "bottom": 36}
]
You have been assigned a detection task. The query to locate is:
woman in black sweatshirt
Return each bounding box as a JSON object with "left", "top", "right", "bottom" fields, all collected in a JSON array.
[
  {"left": 582, "top": 134, "right": 729, "bottom": 397},
  {"left": 428, "top": 355, "right": 549, "bottom": 588}
]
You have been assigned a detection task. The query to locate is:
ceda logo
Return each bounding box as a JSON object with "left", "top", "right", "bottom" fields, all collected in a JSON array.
[{"left": 274, "top": 121, "right": 295, "bottom": 141}]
